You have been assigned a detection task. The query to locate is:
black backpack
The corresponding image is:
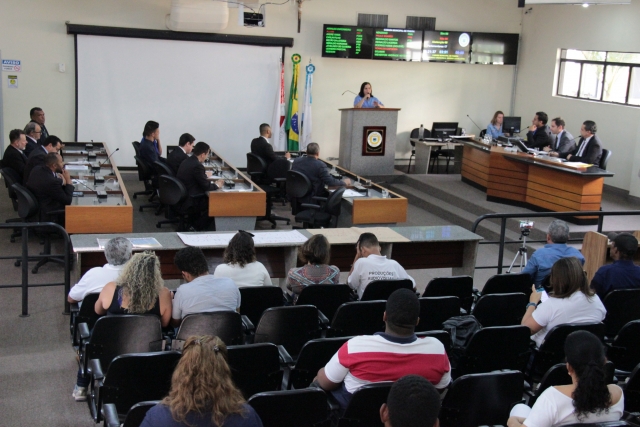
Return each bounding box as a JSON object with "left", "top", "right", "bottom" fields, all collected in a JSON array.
[{"left": 442, "top": 315, "right": 482, "bottom": 367}]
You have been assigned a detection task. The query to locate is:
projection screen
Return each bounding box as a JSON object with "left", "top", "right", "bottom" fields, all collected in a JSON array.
[{"left": 76, "top": 34, "right": 281, "bottom": 167}]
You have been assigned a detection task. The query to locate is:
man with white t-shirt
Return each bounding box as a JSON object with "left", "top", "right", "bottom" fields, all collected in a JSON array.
[
  {"left": 315, "top": 289, "right": 451, "bottom": 409},
  {"left": 67, "top": 237, "right": 132, "bottom": 305},
  {"left": 347, "top": 232, "right": 415, "bottom": 299},
  {"left": 171, "top": 247, "right": 240, "bottom": 327}
]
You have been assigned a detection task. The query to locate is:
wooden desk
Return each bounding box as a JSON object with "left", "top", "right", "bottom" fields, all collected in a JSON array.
[
  {"left": 61, "top": 142, "right": 133, "bottom": 234},
  {"left": 70, "top": 226, "right": 482, "bottom": 287},
  {"left": 203, "top": 149, "right": 265, "bottom": 231},
  {"left": 461, "top": 140, "right": 614, "bottom": 224}
]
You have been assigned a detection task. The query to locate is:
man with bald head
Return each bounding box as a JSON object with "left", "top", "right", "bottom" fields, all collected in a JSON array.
[{"left": 26, "top": 153, "right": 74, "bottom": 225}]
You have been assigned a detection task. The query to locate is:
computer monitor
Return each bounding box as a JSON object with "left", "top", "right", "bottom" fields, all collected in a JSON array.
[
  {"left": 431, "top": 122, "right": 459, "bottom": 138},
  {"left": 503, "top": 116, "right": 521, "bottom": 135}
]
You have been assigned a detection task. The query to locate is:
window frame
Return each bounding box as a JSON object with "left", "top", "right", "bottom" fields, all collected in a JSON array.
[{"left": 556, "top": 48, "right": 640, "bottom": 107}]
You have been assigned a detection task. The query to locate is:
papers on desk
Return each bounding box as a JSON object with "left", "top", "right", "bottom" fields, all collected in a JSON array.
[
  {"left": 177, "top": 230, "right": 308, "bottom": 247},
  {"left": 97, "top": 237, "right": 162, "bottom": 250},
  {"left": 342, "top": 189, "right": 368, "bottom": 198},
  {"left": 65, "top": 165, "right": 90, "bottom": 171},
  {"left": 564, "top": 162, "right": 593, "bottom": 168}
]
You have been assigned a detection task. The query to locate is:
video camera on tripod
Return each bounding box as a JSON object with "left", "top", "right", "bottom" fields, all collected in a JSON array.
[{"left": 519, "top": 220, "right": 534, "bottom": 236}]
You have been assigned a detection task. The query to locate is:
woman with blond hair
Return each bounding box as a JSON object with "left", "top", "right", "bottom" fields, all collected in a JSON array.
[
  {"left": 141, "top": 335, "right": 263, "bottom": 427},
  {"left": 486, "top": 110, "right": 506, "bottom": 139},
  {"left": 73, "top": 251, "right": 172, "bottom": 401}
]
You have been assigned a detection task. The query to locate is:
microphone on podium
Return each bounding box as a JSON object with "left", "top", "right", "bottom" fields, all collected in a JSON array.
[{"left": 342, "top": 90, "right": 357, "bottom": 96}]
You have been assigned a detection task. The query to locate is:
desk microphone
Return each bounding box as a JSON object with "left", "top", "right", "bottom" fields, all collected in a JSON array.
[
  {"left": 466, "top": 115, "right": 483, "bottom": 133},
  {"left": 74, "top": 179, "right": 108, "bottom": 199},
  {"left": 94, "top": 148, "right": 120, "bottom": 183},
  {"left": 342, "top": 90, "right": 357, "bottom": 96}
]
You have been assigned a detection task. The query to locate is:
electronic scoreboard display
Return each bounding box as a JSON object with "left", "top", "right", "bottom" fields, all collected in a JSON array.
[
  {"left": 422, "top": 31, "right": 470, "bottom": 63},
  {"left": 372, "top": 28, "right": 423, "bottom": 61},
  {"left": 322, "top": 25, "right": 373, "bottom": 59}
]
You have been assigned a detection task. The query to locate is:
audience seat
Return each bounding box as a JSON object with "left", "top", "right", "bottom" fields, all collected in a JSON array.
[
  {"left": 327, "top": 301, "right": 386, "bottom": 338},
  {"left": 253, "top": 305, "right": 322, "bottom": 357},
  {"left": 227, "top": 343, "right": 288, "bottom": 399},
  {"left": 476, "top": 272, "right": 532, "bottom": 300},
  {"left": 103, "top": 401, "right": 159, "bottom": 427},
  {"left": 335, "top": 382, "right": 392, "bottom": 427},
  {"left": 416, "top": 297, "right": 460, "bottom": 332},
  {"left": 295, "top": 284, "right": 352, "bottom": 320},
  {"left": 422, "top": 276, "right": 474, "bottom": 313},
  {"left": 527, "top": 322, "right": 605, "bottom": 383},
  {"left": 606, "top": 320, "right": 640, "bottom": 378},
  {"left": 454, "top": 325, "right": 531, "bottom": 378},
  {"left": 88, "top": 351, "right": 180, "bottom": 423},
  {"left": 171, "top": 311, "right": 247, "bottom": 349},
  {"left": 471, "top": 292, "right": 528, "bottom": 327},
  {"left": 439, "top": 370, "right": 524, "bottom": 427},
  {"left": 248, "top": 388, "right": 331, "bottom": 427},
  {"left": 622, "top": 363, "right": 640, "bottom": 413},
  {"left": 359, "top": 279, "right": 413, "bottom": 301},
  {"left": 602, "top": 289, "right": 640, "bottom": 338},
  {"left": 286, "top": 337, "right": 351, "bottom": 390},
  {"left": 415, "top": 330, "right": 452, "bottom": 354},
  {"left": 239, "top": 286, "right": 285, "bottom": 326},
  {"left": 69, "top": 292, "right": 102, "bottom": 349}
]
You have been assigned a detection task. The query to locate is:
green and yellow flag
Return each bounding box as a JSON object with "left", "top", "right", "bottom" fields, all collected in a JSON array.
[{"left": 286, "top": 53, "right": 301, "bottom": 151}]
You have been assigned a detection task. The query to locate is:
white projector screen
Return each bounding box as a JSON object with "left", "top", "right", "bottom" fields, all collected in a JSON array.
[{"left": 77, "top": 34, "right": 281, "bottom": 167}]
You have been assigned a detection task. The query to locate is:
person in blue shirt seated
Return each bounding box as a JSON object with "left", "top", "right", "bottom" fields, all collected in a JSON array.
[
  {"left": 486, "top": 110, "right": 508, "bottom": 139},
  {"left": 523, "top": 219, "right": 584, "bottom": 288},
  {"left": 590, "top": 233, "right": 640, "bottom": 300},
  {"left": 354, "top": 82, "right": 384, "bottom": 109},
  {"left": 139, "top": 120, "right": 164, "bottom": 165}
]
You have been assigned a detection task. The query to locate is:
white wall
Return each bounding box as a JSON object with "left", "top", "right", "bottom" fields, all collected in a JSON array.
[
  {"left": 513, "top": 1, "right": 640, "bottom": 194},
  {"left": 0, "top": 0, "right": 522, "bottom": 167}
]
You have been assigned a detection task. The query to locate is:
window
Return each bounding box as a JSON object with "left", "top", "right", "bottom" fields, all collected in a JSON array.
[{"left": 556, "top": 49, "right": 640, "bottom": 107}]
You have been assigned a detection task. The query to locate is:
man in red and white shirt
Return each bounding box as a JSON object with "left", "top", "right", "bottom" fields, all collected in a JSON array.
[{"left": 316, "top": 289, "right": 451, "bottom": 409}]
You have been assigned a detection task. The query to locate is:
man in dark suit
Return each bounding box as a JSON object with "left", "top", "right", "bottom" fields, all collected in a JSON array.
[
  {"left": 291, "top": 143, "right": 350, "bottom": 204},
  {"left": 167, "top": 133, "right": 195, "bottom": 174},
  {"left": 1, "top": 129, "right": 28, "bottom": 182},
  {"left": 23, "top": 122, "right": 41, "bottom": 157},
  {"left": 139, "top": 120, "right": 164, "bottom": 165},
  {"left": 176, "top": 142, "right": 224, "bottom": 230},
  {"left": 26, "top": 153, "right": 74, "bottom": 226},
  {"left": 24, "top": 135, "right": 62, "bottom": 183},
  {"left": 556, "top": 120, "right": 603, "bottom": 165},
  {"left": 544, "top": 117, "right": 575, "bottom": 155},
  {"left": 525, "top": 111, "right": 553, "bottom": 149},
  {"left": 28, "top": 107, "right": 49, "bottom": 144},
  {"left": 250, "top": 123, "right": 290, "bottom": 166}
]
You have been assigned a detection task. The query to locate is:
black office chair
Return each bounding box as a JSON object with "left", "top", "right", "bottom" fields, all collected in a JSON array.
[
  {"left": 479, "top": 129, "right": 487, "bottom": 138},
  {"left": 602, "top": 289, "right": 640, "bottom": 338},
  {"left": 1, "top": 167, "right": 25, "bottom": 242},
  {"left": 286, "top": 170, "right": 312, "bottom": 216},
  {"left": 267, "top": 157, "right": 292, "bottom": 206},
  {"left": 407, "top": 128, "right": 419, "bottom": 173},
  {"left": 430, "top": 139, "right": 456, "bottom": 174},
  {"left": 133, "top": 155, "right": 159, "bottom": 211},
  {"left": 246, "top": 153, "right": 290, "bottom": 228},
  {"left": 157, "top": 175, "right": 206, "bottom": 231},
  {"left": 416, "top": 296, "right": 460, "bottom": 332},
  {"left": 359, "top": 279, "right": 413, "bottom": 301},
  {"left": 600, "top": 148, "right": 612, "bottom": 170},
  {"left": 12, "top": 183, "right": 65, "bottom": 273},
  {"left": 295, "top": 187, "right": 345, "bottom": 229},
  {"left": 439, "top": 370, "right": 524, "bottom": 427}
]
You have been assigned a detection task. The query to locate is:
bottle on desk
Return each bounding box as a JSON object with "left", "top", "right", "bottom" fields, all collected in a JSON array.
[{"left": 419, "top": 124, "right": 425, "bottom": 140}]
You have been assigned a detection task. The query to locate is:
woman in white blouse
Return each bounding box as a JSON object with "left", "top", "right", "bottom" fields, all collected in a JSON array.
[
  {"left": 521, "top": 256, "right": 606, "bottom": 348},
  {"left": 507, "top": 330, "right": 623, "bottom": 427},
  {"left": 213, "top": 231, "right": 273, "bottom": 287}
]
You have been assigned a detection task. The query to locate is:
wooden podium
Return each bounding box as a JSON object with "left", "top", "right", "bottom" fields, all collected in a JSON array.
[{"left": 338, "top": 108, "right": 400, "bottom": 176}]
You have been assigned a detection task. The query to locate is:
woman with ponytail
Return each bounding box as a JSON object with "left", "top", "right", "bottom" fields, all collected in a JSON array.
[
  {"left": 141, "top": 335, "right": 263, "bottom": 427},
  {"left": 507, "top": 330, "right": 624, "bottom": 426}
]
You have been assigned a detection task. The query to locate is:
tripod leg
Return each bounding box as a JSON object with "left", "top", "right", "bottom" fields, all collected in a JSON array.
[{"left": 507, "top": 251, "right": 521, "bottom": 274}]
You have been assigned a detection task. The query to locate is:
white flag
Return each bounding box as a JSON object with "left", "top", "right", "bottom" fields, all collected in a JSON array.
[
  {"left": 271, "top": 60, "right": 286, "bottom": 151},
  {"left": 300, "top": 62, "right": 315, "bottom": 151}
]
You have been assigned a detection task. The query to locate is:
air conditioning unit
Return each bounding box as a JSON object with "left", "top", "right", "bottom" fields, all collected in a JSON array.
[{"left": 166, "top": 0, "right": 229, "bottom": 32}]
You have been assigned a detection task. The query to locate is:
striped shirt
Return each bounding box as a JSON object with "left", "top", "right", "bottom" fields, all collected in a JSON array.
[{"left": 323, "top": 332, "right": 451, "bottom": 394}]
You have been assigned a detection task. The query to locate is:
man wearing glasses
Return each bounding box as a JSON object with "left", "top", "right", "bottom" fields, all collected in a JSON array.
[{"left": 23, "top": 122, "right": 41, "bottom": 157}]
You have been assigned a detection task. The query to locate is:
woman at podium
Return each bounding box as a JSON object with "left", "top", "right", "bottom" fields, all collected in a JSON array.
[{"left": 354, "top": 82, "right": 384, "bottom": 108}]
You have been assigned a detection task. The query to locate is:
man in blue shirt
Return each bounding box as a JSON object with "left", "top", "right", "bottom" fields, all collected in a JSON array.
[
  {"left": 590, "top": 233, "right": 640, "bottom": 300},
  {"left": 523, "top": 220, "right": 584, "bottom": 288},
  {"left": 139, "top": 120, "right": 164, "bottom": 165}
]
